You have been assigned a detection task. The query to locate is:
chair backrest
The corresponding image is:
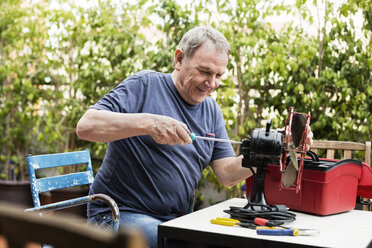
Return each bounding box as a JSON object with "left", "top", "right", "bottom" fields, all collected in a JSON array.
[
  {"left": 0, "top": 202, "right": 144, "bottom": 248},
  {"left": 27, "top": 149, "right": 94, "bottom": 208},
  {"left": 311, "top": 140, "right": 371, "bottom": 166},
  {"left": 311, "top": 140, "right": 372, "bottom": 211}
]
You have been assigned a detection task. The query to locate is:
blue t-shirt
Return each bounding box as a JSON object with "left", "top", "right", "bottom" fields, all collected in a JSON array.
[{"left": 88, "top": 70, "right": 235, "bottom": 220}]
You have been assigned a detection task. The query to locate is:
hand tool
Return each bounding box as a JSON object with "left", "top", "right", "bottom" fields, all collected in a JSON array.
[
  {"left": 210, "top": 218, "right": 256, "bottom": 229},
  {"left": 211, "top": 217, "right": 283, "bottom": 229},
  {"left": 253, "top": 217, "right": 284, "bottom": 227},
  {"left": 256, "top": 226, "right": 320, "bottom": 236},
  {"left": 189, "top": 133, "right": 242, "bottom": 144},
  {"left": 211, "top": 218, "right": 319, "bottom": 236}
]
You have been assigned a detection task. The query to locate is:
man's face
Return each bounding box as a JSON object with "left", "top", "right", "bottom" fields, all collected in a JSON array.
[{"left": 173, "top": 40, "right": 229, "bottom": 105}]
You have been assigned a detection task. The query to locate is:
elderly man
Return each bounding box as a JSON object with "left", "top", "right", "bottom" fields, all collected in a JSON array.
[{"left": 77, "top": 26, "right": 257, "bottom": 247}]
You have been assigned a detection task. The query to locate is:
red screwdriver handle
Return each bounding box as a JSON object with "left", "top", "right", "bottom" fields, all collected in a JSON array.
[
  {"left": 254, "top": 217, "right": 282, "bottom": 227},
  {"left": 254, "top": 217, "right": 269, "bottom": 226}
]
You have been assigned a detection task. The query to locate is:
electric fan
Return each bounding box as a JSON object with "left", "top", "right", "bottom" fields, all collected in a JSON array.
[{"left": 240, "top": 107, "right": 311, "bottom": 211}]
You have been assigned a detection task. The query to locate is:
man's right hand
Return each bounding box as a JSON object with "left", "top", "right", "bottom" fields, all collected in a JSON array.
[
  {"left": 147, "top": 115, "right": 193, "bottom": 146},
  {"left": 76, "top": 109, "right": 192, "bottom": 146}
]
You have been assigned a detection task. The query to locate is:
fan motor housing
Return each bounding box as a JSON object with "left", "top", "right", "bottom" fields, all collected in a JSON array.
[{"left": 241, "top": 122, "right": 283, "bottom": 167}]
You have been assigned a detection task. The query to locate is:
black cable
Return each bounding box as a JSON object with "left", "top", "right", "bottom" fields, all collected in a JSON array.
[
  {"left": 224, "top": 204, "right": 296, "bottom": 228},
  {"left": 224, "top": 205, "right": 296, "bottom": 223},
  {"left": 226, "top": 164, "right": 296, "bottom": 226}
]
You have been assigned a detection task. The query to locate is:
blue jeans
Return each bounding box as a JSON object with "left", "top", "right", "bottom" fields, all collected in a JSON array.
[
  {"left": 88, "top": 211, "right": 211, "bottom": 248},
  {"left": 88, "top": 211, "right": 162, "bottom": 248}
]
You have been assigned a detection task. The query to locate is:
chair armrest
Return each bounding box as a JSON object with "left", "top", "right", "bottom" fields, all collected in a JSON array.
[{"left": 25, "top": 193, "right": 120, "bottom": 231}]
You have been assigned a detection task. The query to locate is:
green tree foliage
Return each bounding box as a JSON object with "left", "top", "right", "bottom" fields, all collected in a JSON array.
[
  {"left": 145, "top": 0, "right": 200, "bottom": 72},
  {"left": 41, "top": 1, "right": 151, "bottom": 162},
  {"left": 0, "top": 1, "right": 50, "bottom": 180},
  {"left": 1, "top": 0, "right": 370, "bottom": 185},
  {"left": 213, "top": 0, "right": 371, "bottom": 152}
]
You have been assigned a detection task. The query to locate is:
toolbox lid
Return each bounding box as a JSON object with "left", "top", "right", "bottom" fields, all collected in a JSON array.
[{"left": 302, "top": 158, "right": 363, "bottom": 172}]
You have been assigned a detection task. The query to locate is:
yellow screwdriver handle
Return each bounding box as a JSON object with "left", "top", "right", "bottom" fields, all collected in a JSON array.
[{"left": 211, "top": 218, "right": 240, "bottom": 226}]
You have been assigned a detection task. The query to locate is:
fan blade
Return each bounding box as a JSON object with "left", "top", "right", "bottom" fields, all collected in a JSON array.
[
  {"left": 288, "top": 144, "right": 299, "bottom": 170},
  {"left": 291, "top": 114, "right": 306, "bottom": 148},
  {"left": 282, "top": 160, "right": 297, "bottom": 187}
]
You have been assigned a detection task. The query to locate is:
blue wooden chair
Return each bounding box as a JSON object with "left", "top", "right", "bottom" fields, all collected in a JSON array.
[{"left": 24, "top": 149, "right": 119, "bottom": 231}]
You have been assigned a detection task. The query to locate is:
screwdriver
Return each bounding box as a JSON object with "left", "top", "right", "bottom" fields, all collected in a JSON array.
[
  {"left": 254, "top": 217, "right": 284, "bottom": 227},
  {"left": 189, "top": 133, "right": 242, "bottom": 144},
  {"left": 210, "top": 218, "right": 257, "bottom": 229},
  {"left": 211, "top": 217, "right": 283, "bottom": 229},
  {"left": 256, "top": 227, "right": 320, "bottom": 236}
]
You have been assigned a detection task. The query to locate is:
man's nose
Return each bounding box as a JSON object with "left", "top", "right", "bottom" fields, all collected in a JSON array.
[{"left": 206, "top": 75, "right": 219, "bottom": 88}]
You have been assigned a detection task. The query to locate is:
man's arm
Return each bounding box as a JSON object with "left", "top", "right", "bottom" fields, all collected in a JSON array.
[
  {"left": 211, "top": 155, "right": 253, "bottom": 187},
  {"left": 210, "top": 123, "right": 314, "bottom": 187},
  {"left": 76, "top": 108, "right": 192, "bottom": 145}
]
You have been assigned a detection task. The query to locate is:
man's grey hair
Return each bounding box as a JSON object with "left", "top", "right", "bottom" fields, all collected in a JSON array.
[{"left": 177, "top": 26, "right": 231, "bottom": 60}]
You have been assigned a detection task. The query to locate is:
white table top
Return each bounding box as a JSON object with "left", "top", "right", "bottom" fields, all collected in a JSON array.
[{"left": 160, "top": 198, "right": 372, "bottom": 248}]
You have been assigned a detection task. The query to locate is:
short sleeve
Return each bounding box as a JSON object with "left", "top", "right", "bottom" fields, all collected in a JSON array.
[{"left": 91, "top": 75, "right": 147, "bottom": 113}]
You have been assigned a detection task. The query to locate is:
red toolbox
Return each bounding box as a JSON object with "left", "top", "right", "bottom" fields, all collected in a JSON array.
[{"left": 245, "top": 157, "right": 368, "bottom": 215}]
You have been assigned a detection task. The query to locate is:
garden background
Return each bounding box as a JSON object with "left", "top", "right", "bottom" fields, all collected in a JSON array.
[{"left": 1, "top": 0, "right": 371, "bottom": 206}]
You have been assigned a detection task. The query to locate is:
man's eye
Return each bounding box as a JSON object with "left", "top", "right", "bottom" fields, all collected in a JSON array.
[{"left": 199, "top": 69, "right": 208, "bottom": 74}]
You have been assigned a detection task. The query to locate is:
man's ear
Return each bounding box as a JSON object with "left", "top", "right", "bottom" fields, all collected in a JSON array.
[{"left": 174, "top": 49, "right": 184, "bottom": 70}]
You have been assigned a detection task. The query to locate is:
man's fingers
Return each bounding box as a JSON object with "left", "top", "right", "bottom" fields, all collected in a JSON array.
[
  {"left": 150, "top": 115, "right": 192, "bottom": 146},
  {"left": 177, "top": 125, "right": 192, "bottom": 145}
]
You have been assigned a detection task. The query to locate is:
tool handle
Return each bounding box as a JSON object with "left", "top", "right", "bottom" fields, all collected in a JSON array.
[
  {"left": 256, "top": 228, "right": 299, "bottom": 236},
  {"left": 254, "top": 217, "right": 284, "bottom": 227},
  {"left": 189, "top": 132, "right": 196, "bottom": 141},
  {"left": 210, "top": 219, "right": 237, "bottom": 226}
]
